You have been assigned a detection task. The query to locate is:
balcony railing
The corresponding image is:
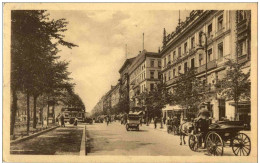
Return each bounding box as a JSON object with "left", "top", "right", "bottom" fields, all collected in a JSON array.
[
  {"left": 165, "top": 77, "right": 179, "bottom": 85},
  {"left": 215, "top": 27, "right": 225, "bottom": 36},
  {"left": 197, "top": 60, "right": 217, "bottom": 73},
  {"left": 238, "top": 54, "right": 248, "bottom": 64}
]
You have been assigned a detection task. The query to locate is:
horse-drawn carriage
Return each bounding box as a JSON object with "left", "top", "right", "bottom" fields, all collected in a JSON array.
[
  {"left": 188, "top": 119, "right": 251, "bottom": 156},
  {"left": 167, "top": 116, "right": 180, "bottom": 135}
]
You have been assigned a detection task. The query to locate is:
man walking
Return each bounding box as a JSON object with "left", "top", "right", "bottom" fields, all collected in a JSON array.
[
  {"left": 60, "top": 114, "right": 65, "bottom": 127},
  {"left": 154, "top": 116, "right": 157, "bottom": 129}
]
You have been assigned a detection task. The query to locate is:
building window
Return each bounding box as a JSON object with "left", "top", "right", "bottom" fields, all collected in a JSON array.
[
  {"left": 199, "top": 31, "right": 203, "bottom": 46},
  {"left": 218, "top": 42, "right": 224, "bottom": 58},
  {"left": 178, "top": 47, "right": 181, "bottom": 58},
  {"left": 238, "top": 40, "right": 247, "bottom": 56},
  {"left": 168, "top": 55, "right": 171, "bottom": 64},
  {"left": 173, "top": 69, "right": 175, "bottom": 78},
  {"left": 158, "top": 60, "right": 161, "bottom": 68},
  {"left": 178, "top": 65, "right": 181, "bottom": 74},
  {"left": 158, "top": 73, "right": 162, "bottom": 79},
  {"left": 150, "top": 83, "right": 154, "bottom": 91},
  {"left": 208, "top": 23, "right": 212, "bottom": 37},
  {"left": 151, "top": 60, "right": 154, "bottom": 67},
  {"left": 184, "top": 62, "right": 188, "bottom": 73},
  {"left": 218, "top": 15, "right": 223, "bottom": 31},
  {"left": 191, "top": 58, "right": 195, "bottom": 69},
  {"left": 238, "top": 10, "right": 247, "bottom": 23},
  {"left": 191, "top": 36, "right": 195, "bottom": 49},
  {"left": 173, "top": 51, "right": 176, "bottom": 61},
  {"left": 208, "top": 48, "right": 212, "bottom": 62},
  {"left": 144, "top": 72, "right": 146, "bottom": 79},
  {"left": 184, "top": 42, "right": 188, "bottom": 54},
  {"left": 150, "top": 71, "right": 154, "bottom": 79},
  {"left": 164, "top": 73, "right": 166, "bottom": 82},
  {"left": 199, "top": 53, "right": 203, "bottom": 66},
  {"left": 164, "top": 58, "right": 166, "bottom": 67}
]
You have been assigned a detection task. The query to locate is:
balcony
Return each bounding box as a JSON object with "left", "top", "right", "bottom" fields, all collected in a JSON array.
[
  {"left": 215, "top": 27, "right": 225, "bottom": 37},
  {"left": 237, "top": 19, "right": 248, "bottom": 35},
  {"left": 165, "top": 77, "right": 179, "bottom": 86},
  {"left": 197, "top": 60, "right": 217, "bottom": 74},
  {"left": 238, "top": 54, "right": 249, "bottom": 64}
]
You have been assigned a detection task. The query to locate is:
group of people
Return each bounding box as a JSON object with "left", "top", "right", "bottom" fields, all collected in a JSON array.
[
  {"left": 56, "top": 113, "right": 66, "bottom": 127},
  {"left": 56, "top": 113, "right": 78, "bottom": 127}
]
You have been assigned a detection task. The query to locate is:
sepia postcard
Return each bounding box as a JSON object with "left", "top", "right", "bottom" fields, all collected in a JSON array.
[{"left": 3, "top": 2, "right": 258, "bottom": 163}]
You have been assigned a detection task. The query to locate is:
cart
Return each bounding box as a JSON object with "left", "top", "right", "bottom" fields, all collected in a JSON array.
[{"left": 188, "top": 120, "right": 251, "bottom": 156}]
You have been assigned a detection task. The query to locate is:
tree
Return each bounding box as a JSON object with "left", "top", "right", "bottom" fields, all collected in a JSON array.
[
  {"left": 136, "top": 82, "right": 170, "bottom": 124},
  {"left": 216, "top": 59, "right": 250, "bottom": 120},
  {"left": 172, "top": 69, "right": 205, "bottom": 117},
  {"left": 11, "top": 10, "right": 78, "bottom": 135}
]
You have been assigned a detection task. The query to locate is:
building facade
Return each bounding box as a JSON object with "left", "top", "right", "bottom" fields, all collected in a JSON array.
[
  {"left": 118, "top": 57, "right": 136, "bottom": 113},
  {"left": 160, "top": 10, "right": 251, "bottom": 122},
  {"left": 128, "top": 50, "right": 161, "bottom": 109}
]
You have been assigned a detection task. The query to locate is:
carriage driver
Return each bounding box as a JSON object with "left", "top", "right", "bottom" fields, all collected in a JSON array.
[{"left": 194, "top": 108, "right": 211, "bottom": 147}]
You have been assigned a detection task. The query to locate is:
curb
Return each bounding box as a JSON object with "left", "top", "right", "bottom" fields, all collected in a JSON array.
[
  {"left": 10, "top": 126, "right": 59, "bottom": 145},
  {"left": 80, "top": 125, "right": 86, "bottom": 155}
]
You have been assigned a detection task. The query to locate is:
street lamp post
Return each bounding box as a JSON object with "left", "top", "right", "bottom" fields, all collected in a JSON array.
[{"left": 200, "top": 32, "right": 210, "bottom": 111}]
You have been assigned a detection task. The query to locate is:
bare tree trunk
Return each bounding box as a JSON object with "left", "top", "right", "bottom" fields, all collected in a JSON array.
[
  {"left": 26, "top": 92, "right": 30, "bottom": 135},
  {"left": 10, "top": 88, "right": 18, "bottom": 136},
  {"left": 33, "top": 95, "right": 38, "bottom": 128},
  {"left": 47, "top": 97, "right": 49, "bottom": 126},
  {"left": 235, "top": 99, "right": 239, "bottom": 121}
]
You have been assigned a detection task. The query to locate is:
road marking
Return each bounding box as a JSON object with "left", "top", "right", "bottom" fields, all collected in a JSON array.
[{"left": 80, "top": 125, "right": 86, "bottom": 155}]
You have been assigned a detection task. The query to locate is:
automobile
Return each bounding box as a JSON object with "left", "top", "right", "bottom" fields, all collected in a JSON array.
[
  {"left": 84, "top": 117, "right": 93, "bottom": 124},
  {"left": 126, "top": 113, "right": 141, "bottom": 131}
]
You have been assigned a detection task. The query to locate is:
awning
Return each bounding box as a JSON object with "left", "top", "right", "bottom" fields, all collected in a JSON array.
[
  {"left": 129, "top": 111, "right": 143, "bottom": 115},
  {"left": 162, "top": 104, "right": 184, "bottom": 111},
  {"left": 229, "top": 101, "right": 250, "bottom": 106}
]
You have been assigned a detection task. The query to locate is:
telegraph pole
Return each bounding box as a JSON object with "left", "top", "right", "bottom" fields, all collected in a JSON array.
[
  {"left": 125, "top": 44, "right": 127, "bottom": 59},
  {"left": 143, "top": 33, "right": 144, "bottom": 50}
]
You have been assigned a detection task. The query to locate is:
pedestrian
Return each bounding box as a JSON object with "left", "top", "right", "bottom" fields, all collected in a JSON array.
[
  {"left": 74, "top": 117, "right": 78, "bottom": 126},
  {"left": 106, "top": 116, "right": 109, "bottom": 126},
  {"left": 163, "top": 116, "right": 166, "bottom": 125},
  {"left": 154, "top": 116, "right": 157, "bottom": 129},
  {"left": 60, "top": 114, "right": 65, "bottom": 127}
]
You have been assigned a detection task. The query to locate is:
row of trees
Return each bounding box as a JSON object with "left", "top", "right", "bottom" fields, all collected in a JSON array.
[
  {"left": 11, "top": 10, "right": 83, "bottom": 136},
  {"left": 135, "top": 59, "right": 250, "bottom": 120}
]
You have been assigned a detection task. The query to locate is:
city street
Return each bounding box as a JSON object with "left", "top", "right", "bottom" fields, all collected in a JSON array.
[
  {"left": 10, "top": 121, "right": 250, "bottom": 156},
  {"left": 87, "top": 122, "right": 204, "bottom": 156}
]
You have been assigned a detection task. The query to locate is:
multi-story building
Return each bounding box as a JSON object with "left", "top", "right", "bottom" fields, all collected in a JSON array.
[
  {"left": 160, "top": 10, "right": 251, "bottom": 122},
  {"left": 111, "top": 83, "right": 120, "bottom": 112},
  {"left": 118, "top": 57, "right": 136, "bottom": 113},
  {"left": 128, "top": 50, "right": 161, "bottom": 109},
  {"left": 92, "top": 96, "right": 105, "bottom": 116}
]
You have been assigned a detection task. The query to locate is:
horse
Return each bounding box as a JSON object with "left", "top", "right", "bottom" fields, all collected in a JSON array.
[{"left": 179, "top": 121, "right": 194, "bottom": 145}]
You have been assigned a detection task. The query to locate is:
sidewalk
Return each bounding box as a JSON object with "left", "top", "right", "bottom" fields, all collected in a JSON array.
[
  {"left": 11, "top": 125, "right": 84, "bottom": 155},
  {"left": 11, "top": 122, "right": 58, "bottom": 141}
]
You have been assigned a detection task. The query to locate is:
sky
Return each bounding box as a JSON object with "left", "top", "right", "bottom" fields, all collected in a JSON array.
[{"left": 48, "top": 10, "right": 190, "bottom": 113}]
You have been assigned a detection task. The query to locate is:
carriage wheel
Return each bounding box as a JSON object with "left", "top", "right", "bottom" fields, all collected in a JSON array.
[
  {"left": 189, "top": 135, "right": 198, "bottom": 151},
  {"left": 232, "top": 133, "right": 251, "bottom": 156},
  {"left": 206, "top": 132, "right": 224, "bottom": 156}
]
